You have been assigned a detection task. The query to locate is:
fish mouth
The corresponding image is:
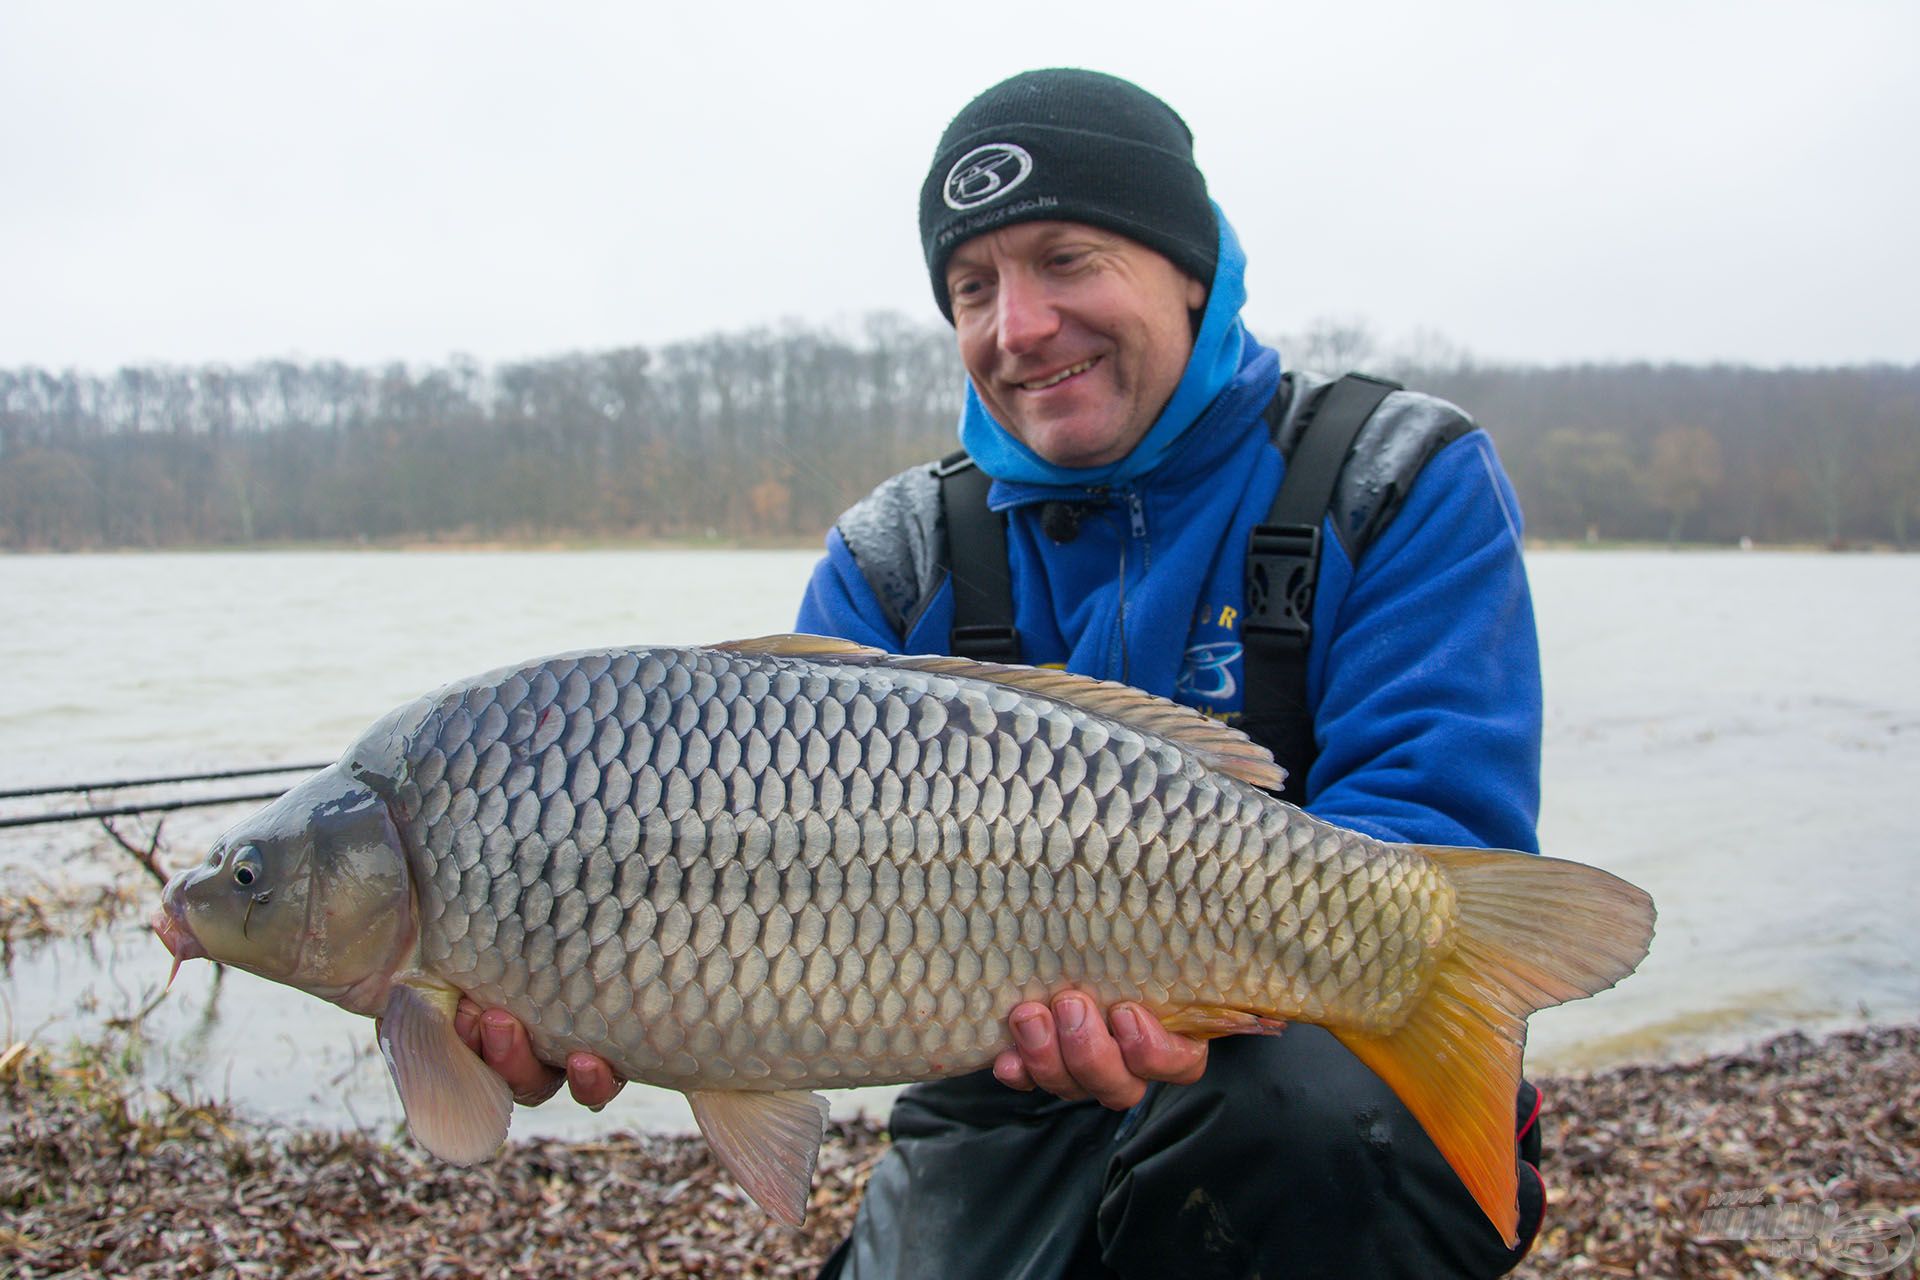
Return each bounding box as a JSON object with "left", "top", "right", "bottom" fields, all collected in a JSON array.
[{"left": 151, "top": 904, "right": 207, "bottom": 989}]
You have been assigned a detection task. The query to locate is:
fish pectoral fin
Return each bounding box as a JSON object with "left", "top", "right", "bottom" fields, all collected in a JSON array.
[
  {"left": 375, "top": 978, "right": 512, "bottom": 1166},
  {"left": 686, "top": 1088, "right": 829, "bottom": 1227},
  {"left": 1158, "top": 1004, "right": 1288, "bottom": 1040}
]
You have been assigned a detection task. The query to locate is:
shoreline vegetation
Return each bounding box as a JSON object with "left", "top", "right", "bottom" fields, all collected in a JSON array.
[
  {"left": 5, "top": 343, "right": 1918, "bottom": 554},
  {"left": 2, "top": 1025, "right": 1914, "bottom": 1279}
]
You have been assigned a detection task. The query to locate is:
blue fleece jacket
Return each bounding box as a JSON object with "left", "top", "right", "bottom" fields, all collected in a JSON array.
[{"left": 797, "top": 258, "right": 1541, "bottom": 854}]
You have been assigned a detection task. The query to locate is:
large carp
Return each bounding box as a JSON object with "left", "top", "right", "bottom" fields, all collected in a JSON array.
[{"left": 153, "top": 635, "right": 1654, "bottom": 1242}]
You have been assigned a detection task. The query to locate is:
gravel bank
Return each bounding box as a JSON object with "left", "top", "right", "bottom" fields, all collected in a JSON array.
[{"left": 3, "top": 1026, "right": 1915, "bottom": 1278}]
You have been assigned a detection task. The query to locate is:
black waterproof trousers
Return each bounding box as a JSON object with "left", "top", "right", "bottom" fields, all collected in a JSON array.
[{"left": 817, "top": 1028, "right": 1544, "bottom": 1280}]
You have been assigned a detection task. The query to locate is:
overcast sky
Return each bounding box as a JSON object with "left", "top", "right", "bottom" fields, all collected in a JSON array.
[{"left": 3, "top": 1, "right": 1914, "bottom": 371}]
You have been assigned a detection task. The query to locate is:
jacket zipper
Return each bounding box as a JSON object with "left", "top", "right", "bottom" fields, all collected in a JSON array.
[{"left": 1114, "top": 488, "right": 1148, "bottom": 681}]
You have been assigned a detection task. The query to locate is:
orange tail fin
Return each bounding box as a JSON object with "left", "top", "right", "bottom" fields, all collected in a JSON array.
[{"left": 1331, "top": 848, "right": 1655, "bottom": 1247}]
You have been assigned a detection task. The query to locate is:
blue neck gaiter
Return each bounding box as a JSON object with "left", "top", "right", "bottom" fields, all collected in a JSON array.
[{"left": 957, "top": 203, "right": 1249, "bottom": 490}]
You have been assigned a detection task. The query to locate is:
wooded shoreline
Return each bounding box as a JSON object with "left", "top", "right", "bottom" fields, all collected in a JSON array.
[{"left": 6, "top": 333, "right": 1917, "bottom": 553}]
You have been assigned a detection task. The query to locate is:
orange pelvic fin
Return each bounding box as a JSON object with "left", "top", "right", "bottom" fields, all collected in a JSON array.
[
  {"left": 1334, "top": 846, "right": 1656, "bottom": 1248},
  {"left": 1158, "top": 1004, "right": 1288, "bottom": 1041}
]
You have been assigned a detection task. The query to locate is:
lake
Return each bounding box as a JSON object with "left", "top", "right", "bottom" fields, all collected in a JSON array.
[{"left": 2, "top": 548, "right": 1915, "bottom": 1140}]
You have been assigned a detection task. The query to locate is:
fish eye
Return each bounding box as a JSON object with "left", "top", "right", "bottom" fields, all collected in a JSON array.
[{"left": 232, "top": 846, "right": 265, "bottom": 889}]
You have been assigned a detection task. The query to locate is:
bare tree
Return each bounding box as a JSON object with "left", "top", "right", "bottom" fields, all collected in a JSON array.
[
  {"left": 1288, "top": 316, "right": 1380, "bottom": 372},
  {"left": 1530, "top": 429, "right": 1641, "bottom": 542},
  {"left": 1644, "top": 426, "right": 1724, "bottom": 545}
]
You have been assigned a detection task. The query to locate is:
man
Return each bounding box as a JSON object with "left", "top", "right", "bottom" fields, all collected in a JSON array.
[{"left": 463, "top": 69, "right": 1546, "bottom": 1278}]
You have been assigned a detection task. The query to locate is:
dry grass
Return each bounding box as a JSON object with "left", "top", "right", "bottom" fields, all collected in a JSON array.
[{"left": 0, "top": 878, "right": 145, "bottom": 958}]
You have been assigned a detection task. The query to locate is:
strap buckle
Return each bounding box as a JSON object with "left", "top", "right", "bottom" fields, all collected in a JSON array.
[
  {"left": 1243, "top": 522, "right": 1320, "bottom": 652},
  {"left": 951, "top": 625, "right": 1021, "bottom": 664}
]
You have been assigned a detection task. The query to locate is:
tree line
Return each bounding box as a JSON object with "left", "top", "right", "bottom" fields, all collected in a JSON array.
[{"left": 1, "top": 316, "right": 1915, "bottom": 550}]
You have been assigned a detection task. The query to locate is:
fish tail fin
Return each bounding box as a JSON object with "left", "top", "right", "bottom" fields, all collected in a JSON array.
[{"left": 1329, "top": 848, "right": 1655, "bottom": 1247}]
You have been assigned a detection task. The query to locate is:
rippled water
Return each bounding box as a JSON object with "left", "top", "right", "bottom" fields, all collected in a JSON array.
[{"left": 2, "top": 548, "right": 1915, "bottom": 1140}]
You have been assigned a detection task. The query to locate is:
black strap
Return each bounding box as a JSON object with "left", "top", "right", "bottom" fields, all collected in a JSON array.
[
  {"left": 1242, "top": 373, "right": 1400, "bottom": 802},
  {"left": 936, "top": 450, "right": 1021, "bottom": 663}
]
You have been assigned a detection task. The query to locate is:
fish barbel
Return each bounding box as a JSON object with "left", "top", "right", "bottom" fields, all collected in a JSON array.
[{"left": 153, "top": 635, "right": 1654, "bottom": 1241}]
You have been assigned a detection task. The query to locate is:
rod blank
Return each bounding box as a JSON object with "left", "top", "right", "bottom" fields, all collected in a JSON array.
[
  {"left": 0, "top": 762, "right": 328, "bottom": 802},
  {"left": 0, "top": 789, "right": 294, "bottom": 830}
]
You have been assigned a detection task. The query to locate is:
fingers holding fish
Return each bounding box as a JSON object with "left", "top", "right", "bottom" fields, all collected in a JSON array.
[
  {"left": 563, "top": 1050, "right": 625, "bottom": 1112},
  {"left": 995, "top": 991, "right": 1208, "bottom": 1109},
  {"left": 1047, "top": 993, "right": 1144, "bottom": 1109},
  {"left": 455, "top": 1000, "right": 563, "bottom": 1106},
  {"left": 456, "top": 1001, "right": 626, "bottom": 1110},
  {"left": 1108, "top": 1003, "right": 1209, "bottom": 1088}
]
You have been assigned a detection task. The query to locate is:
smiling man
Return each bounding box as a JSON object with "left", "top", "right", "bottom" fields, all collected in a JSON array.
[
  {"left": 946, "top": 221, "right": 1207, "bottom": 469},
  {"left": 466, "top": 69, "right": 1548, "bottom": 1279}
]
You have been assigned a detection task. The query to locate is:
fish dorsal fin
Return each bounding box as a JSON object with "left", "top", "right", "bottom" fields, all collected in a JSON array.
[
  {"left": 714, "top": 634, "right": 888, "bottom": 660},
  {"left": 710, "top": 636, "right": 1285, "bottom": 791},
  {"left": 686, "top": 1088, "right": 830, "bottom": 1227},
  {"left": 895, "top": 655, "right": 1287, "bottom": 791},
  {"left": 376, "top": 977, "right": 513, "bottom": 1166}
]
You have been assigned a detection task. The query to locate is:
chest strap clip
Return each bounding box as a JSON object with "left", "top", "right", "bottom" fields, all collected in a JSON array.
[{"left": 1243, "top": 522, "right": 1321, "bottom": 653}]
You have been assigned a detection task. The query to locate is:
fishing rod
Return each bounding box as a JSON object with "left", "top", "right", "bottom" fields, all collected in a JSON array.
[
  {"left": 0, "top": 789, "right": 298, "bottom": 830},
  {"left": 0, "top": 761, "right": 330, "bottom": 801},
  {"left": 0, "top": 761, "right": 330, "bottom": 830}
]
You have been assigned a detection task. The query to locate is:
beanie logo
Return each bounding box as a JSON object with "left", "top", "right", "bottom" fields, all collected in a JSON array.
[{"left": 943, "top": 144, "right": 1034, "bottom": 211}]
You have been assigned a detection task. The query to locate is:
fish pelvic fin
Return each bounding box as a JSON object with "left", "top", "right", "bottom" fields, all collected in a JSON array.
[
  {"left": 1332, "top": 847, "right": 1655, "bottom": 1249},
  {"left": 687, "top": 1088, "right": 830, "bottom": 1227},
  {"left": 375, "top": 977, "right": 513, "bottom": 1166}
]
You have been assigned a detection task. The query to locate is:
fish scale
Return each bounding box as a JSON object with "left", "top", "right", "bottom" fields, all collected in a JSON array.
[{"left": 371, "top": 645, "right": 1447, "bottom": 1091}]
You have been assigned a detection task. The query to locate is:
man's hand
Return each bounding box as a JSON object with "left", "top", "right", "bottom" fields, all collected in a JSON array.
[
  {"left": 453, "top": 999, "right": 624, "bottom": 1110},
  {"left": 991, "top": 990, "right": 1208, "bottom": 1110}
]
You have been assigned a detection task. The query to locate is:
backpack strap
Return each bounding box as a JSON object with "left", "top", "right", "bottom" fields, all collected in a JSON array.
[
  {"left": 935, "top": 449, "right": 1021, "bottom": 663},
  {"left": 1241, "top": 372, "right": 1402, "bottom": 802}
]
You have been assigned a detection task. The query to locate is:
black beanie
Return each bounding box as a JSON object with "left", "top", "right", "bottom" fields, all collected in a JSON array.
[{"left": 919, "top": 68, "right": 1217, "bottom": 321}]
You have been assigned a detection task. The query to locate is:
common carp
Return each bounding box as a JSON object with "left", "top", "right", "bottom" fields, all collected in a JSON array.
[{"left": 152, "top": 635, "right": 1654, "bottom": 1242}]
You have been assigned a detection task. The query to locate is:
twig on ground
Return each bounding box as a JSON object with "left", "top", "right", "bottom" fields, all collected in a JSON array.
[{"left": 97, "top": 811, "right": 173, "bottom": 888}]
